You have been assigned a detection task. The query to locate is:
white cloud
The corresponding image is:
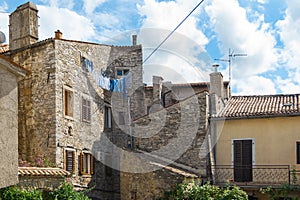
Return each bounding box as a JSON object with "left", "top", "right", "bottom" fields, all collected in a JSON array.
[
  {"left": 274, "top": 1, "right": 300, "bottom": 94},
  {"left": 82, "top": 0, "right": 107, "bottom": 15},
  {"left": 37, "top": 5, "right": 96, "bottom": 41},
  {"left": 137, "top": 0, "right": 208, "bottom": 47},
  {"left": 233, "top": 75, "right": 276, "bottom": 95},
  {"left": 136, "top": 0, "right": 211, "bottom": 84},
  {"left": 206, "top": 0, "right": 278, "bottom": 95},
  {"left": 0, "top": 1, "right": 8, "bottom": 12},
  {"left": 38, "top": 0, "right": 75, "bottom": 9},
  {"left": 276, "top": 1, "right": 300, "bottom": 69}
]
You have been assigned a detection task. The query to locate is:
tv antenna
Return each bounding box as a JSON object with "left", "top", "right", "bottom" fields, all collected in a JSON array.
[{"left": 214, "top": 48, "right": 247, "bottom": 84}]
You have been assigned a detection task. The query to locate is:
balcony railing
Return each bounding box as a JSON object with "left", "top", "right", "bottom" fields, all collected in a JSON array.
[{"left": 211, "top": 165, "right": 291, "bottom": 187}]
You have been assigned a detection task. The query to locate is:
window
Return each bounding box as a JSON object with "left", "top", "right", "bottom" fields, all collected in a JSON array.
[
  {"left": 82, "top": 97, "right": 91, "bottom": 122},
  {"left": 65, "top": 150, "right": 75, "bottom": 173},
  {"left": 80, "top": 152, "right": 94, "bottom": 175},
  {"left": 297, "top": 142, "right": 300, "bottom": 164},
  {"left": 116, "top": 69, "right": 129, "bottom": 77},
  {"left": 104, "top": 106, "right": 112, "bottom": 128},
  {"left": 64, "top": 87, "right": 74, "bottom": 118},
  {"left": 233, "top": 139, "right": 253, "bottom": 182}
]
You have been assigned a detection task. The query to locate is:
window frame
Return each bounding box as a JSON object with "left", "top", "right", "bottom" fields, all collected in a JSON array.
[
  {"left": 79, "top": 151, "right": 94, "bottom": 175},
  {"left": 116, "top": 68, "right": 130, "bottom": 77},
  {"left": 296, "top": 142, "right": 300, "bottom": 164},
  {"left": 104, "top": 105, "right": 112, "bottom": 129},
  {"left": 63, "top": 86, "right": 74, "bottom": 119},
  {"left": 65, "top": 149, "right": 75, "bottom": 174},
  {"left": 82, "top": 96, "right": 91, "bottom": 123}
]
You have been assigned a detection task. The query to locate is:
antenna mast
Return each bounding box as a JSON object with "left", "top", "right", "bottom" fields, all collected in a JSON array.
[{"left": 214, "top": 48, "right": 247, "bottom": 84}]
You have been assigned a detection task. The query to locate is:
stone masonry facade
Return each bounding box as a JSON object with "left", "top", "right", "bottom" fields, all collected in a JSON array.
[{"left": 2, "top": 2, "right": 226, "bottom": 199}]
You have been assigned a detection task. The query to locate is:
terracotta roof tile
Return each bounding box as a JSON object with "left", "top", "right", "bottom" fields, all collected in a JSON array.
[
  {"left": 0, "top": 44, "right": 9, "bottom": 53},
  {"left": 215, "top": 94, "right": 300, "bottom": 119},
  {"left": 18, "top": 167, "right": 71, "bottom": 177}
]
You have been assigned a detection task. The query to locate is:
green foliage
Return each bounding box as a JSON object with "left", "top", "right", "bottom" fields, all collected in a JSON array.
[
  {"left": 161, "top": 180, "right": 248, "bottom": 200},
  {"left": 260, "top": 184, "right": 300, "bottom": 200},
  {"left": 45, "top": 182, "right": 90, "bottom": 200},
  {"left": 0, "top": 182, "right": 90, "bottom": 200},
  {"left": 0, "top": 186, "right": 42, "bottom": 200}
]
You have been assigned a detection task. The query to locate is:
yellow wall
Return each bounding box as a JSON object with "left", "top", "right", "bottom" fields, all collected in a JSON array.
[{"left": 214, "top": 116, "right": 300, "bottom": 169}]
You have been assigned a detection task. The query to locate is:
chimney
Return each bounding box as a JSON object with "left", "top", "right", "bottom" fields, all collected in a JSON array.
[
  {"left": 55, "top": 30, "right": 63, "bottom": 39},
  {"left": 9, "top": 2, "right": 38, "bottom": 51},
  {"left": 152, "top": 76, "right": 163, "bottom": 104},
  {"left": 132, "top": 35, "right": 137, "bottom": 46},
  {"left": 209, "top": 64, "right": 224, "bottom": 98}
]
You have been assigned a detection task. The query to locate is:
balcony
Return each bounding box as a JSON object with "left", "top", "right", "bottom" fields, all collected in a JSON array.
[{"left": 211, "top": 165, "right": 292, "bottom": 187}]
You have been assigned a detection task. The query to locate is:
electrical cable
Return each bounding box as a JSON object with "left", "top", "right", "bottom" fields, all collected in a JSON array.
[{"left": 143, "top": 0, "right": 206, "bottom": 64}]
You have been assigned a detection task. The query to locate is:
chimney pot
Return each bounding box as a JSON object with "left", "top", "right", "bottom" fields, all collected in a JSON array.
[
  {"left": 55, "top": 30, "right": 62, "bottom": 39},
  {"left": 132, "top": 35, "right": 137, "bottom": 46},
  {"left": 212, "top": 63, "right": 219, "bottom": 73}
]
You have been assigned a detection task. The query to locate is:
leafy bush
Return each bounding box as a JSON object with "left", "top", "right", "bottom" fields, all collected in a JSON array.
[
  {"left": 0, "top": 182, "right": 90, "bottom": 200},
  {"left": 0, "top": 186, "right": 42, "bottom": 200},
  {"left": 45, "top": 182, "right": 90, "bottom": 200},
  {"left": 161, "top": 180, "right": 248, "bottom": 200}
]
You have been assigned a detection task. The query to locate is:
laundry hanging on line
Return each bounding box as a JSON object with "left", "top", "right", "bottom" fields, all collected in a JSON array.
[{"left": 82, "top": 57, "right": 131, "bottom": 95}]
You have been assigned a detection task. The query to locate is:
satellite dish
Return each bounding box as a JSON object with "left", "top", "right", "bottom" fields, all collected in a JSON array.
[{"left": 0, "top": 31, "right": 6, "bottom": 44}]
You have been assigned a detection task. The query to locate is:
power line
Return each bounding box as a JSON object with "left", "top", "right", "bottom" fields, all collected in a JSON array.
[{"left": 143, "top": 0, "right": 206, "bottom": 64}]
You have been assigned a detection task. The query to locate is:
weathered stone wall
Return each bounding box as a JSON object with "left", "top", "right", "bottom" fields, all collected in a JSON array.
[
  {"left": 10, "top": 40, "right": 57, "bottom": 162},
  {"left": 121, "top": 169, "right": 198, "bottom": 200},
  {"left": 9, "top": 2, "right": 39, "bottom": 51},
  {"left": 134, "top": 92, "right": 209, "bottom": 171},
  {"left": 18, "top": 176, "right": 65, "bottom": 189},
  {"left": 0, "top": 66, "right": 19, "bottom": 188}
]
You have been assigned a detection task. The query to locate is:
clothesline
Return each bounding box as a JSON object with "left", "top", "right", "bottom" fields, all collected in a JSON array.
[{"left": 82, "top": 58, "right": 131, "bottom": 96}]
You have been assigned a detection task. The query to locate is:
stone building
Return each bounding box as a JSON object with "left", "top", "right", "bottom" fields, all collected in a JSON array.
[
  {"left": 118, "top": 70, "right": 229, "bottom": 199},
  {"left": 2, "top": 2, "right": 142, "bottom": 199},
  {"left": 2, "top": 2, "right": 230, "bottom": 199},
  {"left": 0, "top": 55, "right": 27, "bottom": 188}
]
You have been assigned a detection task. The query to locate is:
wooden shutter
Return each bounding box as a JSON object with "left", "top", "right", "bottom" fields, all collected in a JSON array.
[
  {"left": 68, "top": 91, "right": 73, "bottom": 117},
  {"left": 87, "top": 100, "right": 91, "bottom": 121},
  {"left": 64, "top": 90, "right": 68, "bottom": 115},
  {"left": 297, "top": 142, "right": 300, "bottom": 164},
  {"left": 234, "top": 140, "right": 253, "bottom": 182},
  {"left": 90, "top": 155, "right": 94, "bottom": 175},
  {"left": 66, "top": 150, "right": 75, "bottom": 173},
  {"left": 82, "top": 98, "right": 91, "bottom": 122},
  {"left": 242, "top": 140, "right": 253, "bottom": 182},
  {"left": 234, "top": 140, "right": 243, "bottom": 182},
  {"left": 80, "top": 153, "right": 84, "bottom": 175}
]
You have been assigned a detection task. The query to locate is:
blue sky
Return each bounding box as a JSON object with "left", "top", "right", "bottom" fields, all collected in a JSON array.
[{"left": 0, "top": 0, "right": 299, "bottom": 95}]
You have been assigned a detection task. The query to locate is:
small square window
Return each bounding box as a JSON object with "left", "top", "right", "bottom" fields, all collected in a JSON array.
[
  {"left": 116, "top": 69, "right": 130, "bottom": 77},
  {"left": 117, "top": 70, "right": 123, "bottom": 76}
]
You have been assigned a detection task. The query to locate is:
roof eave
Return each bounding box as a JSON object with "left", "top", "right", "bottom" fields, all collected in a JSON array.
[{"left": 211, "top": 113, "right": 300, "bottom": 121}]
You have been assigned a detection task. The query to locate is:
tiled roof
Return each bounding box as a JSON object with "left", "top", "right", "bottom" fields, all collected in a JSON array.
[
  {"left": 0, "top": 44, "right": 9, "bottom": 53},
  {"left": 18, "top": 167, "right": 71, "bottom": 177},
  {"left": 215, "top": 94, "right": 300, "bottom": 119},
  {"left": 149, "top": 162, "right": 198, "bottom": 178}
]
